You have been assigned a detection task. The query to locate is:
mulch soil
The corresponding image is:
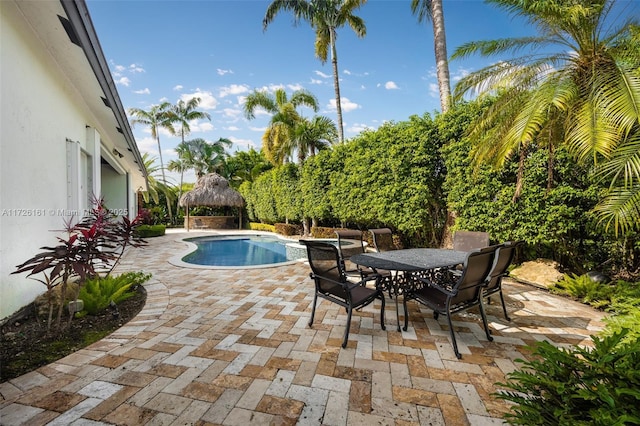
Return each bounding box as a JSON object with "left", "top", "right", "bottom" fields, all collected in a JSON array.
[{"left": 0, "top": 286, "right": 146, "bottom": 383}]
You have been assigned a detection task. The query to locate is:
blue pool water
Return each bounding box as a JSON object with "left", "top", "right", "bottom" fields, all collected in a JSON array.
[{"left": 182, "top": 235, "right": 290, "bottom": 266}]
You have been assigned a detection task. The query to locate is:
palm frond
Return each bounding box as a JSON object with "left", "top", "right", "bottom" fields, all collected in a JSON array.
[{"left": 593, "top": 185, "right": 640, "bottom": 234}]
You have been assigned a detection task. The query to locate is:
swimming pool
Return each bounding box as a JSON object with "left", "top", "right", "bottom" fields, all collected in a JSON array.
[
  {"left": 171, "top": 233, "right": 362, "bottom": 269},
  {"left": 181, "top": 235, "right": 292, "bottom": 267}
]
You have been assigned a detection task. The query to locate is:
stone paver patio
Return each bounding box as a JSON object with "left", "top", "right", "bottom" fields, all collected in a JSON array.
[{"left": 0, "top": 230, "right": 605, "bottom": 425}]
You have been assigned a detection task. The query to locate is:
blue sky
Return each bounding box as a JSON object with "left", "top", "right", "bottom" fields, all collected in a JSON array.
[{"left": 86, "top": 0, "right": 637, "bottom": 183}]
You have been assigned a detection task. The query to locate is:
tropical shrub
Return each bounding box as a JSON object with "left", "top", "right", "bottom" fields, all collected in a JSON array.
[
  {"left": 550, "top": 274, "right": 615, "bottom": 309},
  {"left": 13, "top": 199, "right": 146, "bottom": 330},
  {"left": 311, "top": 226, "right": 340, "bottom": 238},
  {"left": 135, "top": 224, "right": 166, "bottom": 238},
  {"left": 274, "top": 223, "right": 301, "bottom": 236},
  {"left": 496, "top": 330, "right": 640, "bottom": 425},
  {"left": 248, "top": 222, "right": 276, "bottom": 232},
  {"left": 328, "top": 115, "right": 446, "bottom": 246},
  {"left": 442, "top": 102, "right": 605, "bottom": 271},
  {"left": 78, "top": 272, "right": 151, "bottom": 316}
]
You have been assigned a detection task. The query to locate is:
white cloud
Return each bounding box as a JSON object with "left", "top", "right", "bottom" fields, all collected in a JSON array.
[
  {"left": 217, "top": 68, "right": 234, "bottom": 76},
  {"left": 347, "top": 122, "right": 373, "bottom": 133},
  {"left": 249, "top": 126, "right": 267, "bottom": 132},
  {"left": 225, "top": 126, "right": 240, "bottom": 131},
  {"left": 314, "top": 70, "right": 331, "bottom": 79},
  {"left": 287, "top": 83, "right": 304, "bottom": 91},
  {"left": 133, "top": 88, "right": 150, "bottom": 95},
  {"left": 190, "top": 121, "right": 214, "bottom": 132},
  {"left": 429, "top": 83, "right": 439, "bottom": 98},
  {"left": 219, "top": 84, "right": 250, "bottom": 98},
  {"left": 310, "top": 78, "right": 323, "bottom": 85},
  {"left": 343, "top": 69, "right": 352, "bottom": 75},
  {"left": 384, "top": 81, "right": 399, "bottom": 90},
  {"left": 115, "top": 77, "right": 131, "bottom": 86},
  {"left": 173, "top": 85, "right": 183, "bottom": 91},
  {"left": 222, "top": 108, "right": 243, "bottom": 119},
  {"left": 327, "top": 97, "right": 360, "bottom": 113},
  {"left": 113, "top": 64, "right": 125, "bottom": 73},
  {"left": 227, "top": 136, "right": 258, "bottom": 152},
  {"left": 134, "top": 136, "right": 157, "bottom": 155},
  {"left": 129, "top": 64, "right": 145, "bottom": 73},
  {"left": 451, "top": 67, "right": 471, "bottom": 82},
  {"left": 180, "top": 90, "right": 218, "bottom": 109}
]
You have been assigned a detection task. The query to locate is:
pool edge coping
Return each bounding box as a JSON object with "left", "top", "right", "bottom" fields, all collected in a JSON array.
[{"left": 168, "top": 231, "right": 308, "bottom": 270}]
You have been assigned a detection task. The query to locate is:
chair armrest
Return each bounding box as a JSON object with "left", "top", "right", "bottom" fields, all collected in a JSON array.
[
  {"left": 418, "top": 274, "right": 458, "bottom": 297},
  {"left": 347, "top": 273, "right": 381, "bottom": 290}
]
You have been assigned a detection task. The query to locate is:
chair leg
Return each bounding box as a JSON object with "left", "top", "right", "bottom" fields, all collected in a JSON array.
[
  {"left": 342, "top": 306, "right": 353, "bottom": 348},
  {"left": 379, "top": 294, "right": 386, "bottom": 331},
  {"left": 402, "top": 297, "right": 409, "bottom": 331},
  {"left": 308, "top": 293, "right": 318, "bottom": 328},
  {"left": 445, "top": 314, "right": 462, "bottom": 359},
  {"left": 478, "top": 299, "right": 494, "bottom": 342},
  {"left": 498, "top": 291, "right": 511, "bottom": 321}
]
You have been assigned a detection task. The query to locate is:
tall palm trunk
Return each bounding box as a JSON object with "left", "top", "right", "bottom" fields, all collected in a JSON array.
[
  {"left": 156, "top": 136, "right": 174, "bottom": 223},
  {"left": 330, "top": 27, "right": 344, "bottom": 143},
  {"left": 431, "top": 0, "right": 451, "bottom": 112},
  {"left": 176, "top": 168, "right": 184, "bottom": 218}
]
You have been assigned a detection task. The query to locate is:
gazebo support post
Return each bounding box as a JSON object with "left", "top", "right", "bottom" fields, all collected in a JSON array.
[{"left": 186, "top": 203, "right": 190, "bottom": 231}]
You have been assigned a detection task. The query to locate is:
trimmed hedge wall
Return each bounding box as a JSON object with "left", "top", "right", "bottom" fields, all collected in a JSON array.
[{"left": 135, "top": 224, "right": 166, "bottom": 238}]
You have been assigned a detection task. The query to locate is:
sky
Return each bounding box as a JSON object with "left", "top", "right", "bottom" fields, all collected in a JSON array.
[{"left": 86, "top": 0, "right": 638, "bottom": 184}]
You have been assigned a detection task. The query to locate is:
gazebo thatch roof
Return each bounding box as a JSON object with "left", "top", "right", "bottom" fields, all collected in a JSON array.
[{"left": 179, "top": 173, "right": 244, "bottom": 208}]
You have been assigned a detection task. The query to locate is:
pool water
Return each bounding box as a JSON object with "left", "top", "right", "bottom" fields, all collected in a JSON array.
[{"left": 182, "top": 235, "right": 289, "bottom": 266}]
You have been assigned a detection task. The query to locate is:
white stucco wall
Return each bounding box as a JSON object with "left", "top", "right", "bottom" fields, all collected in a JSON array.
[{"left": 0, "top": 3, "right": 143, "bottom": 319}]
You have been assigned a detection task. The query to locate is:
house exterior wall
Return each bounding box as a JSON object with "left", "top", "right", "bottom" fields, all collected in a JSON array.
[{"left": 0, "top": 1, "right": 144, "bottom": 320}]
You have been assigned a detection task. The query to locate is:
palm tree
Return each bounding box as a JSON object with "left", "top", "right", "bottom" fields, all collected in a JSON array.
[
  {"left": 140, "top": 153, "right": 176, "bottom": 221},
  {"left": 243, "top": 88, "right": 320, "bottom": 165},
  {"left": 129, "top": 102, "right": 176, "bottom": 222},
  {"left": 225, "top": 148, "right": 273, "bottom": 188},
  {"left": 451, "top": 0, "right": 640, "bottom": 232},
  {"left": 410, "top": 0, "right": 451, "bottom": 112},
  {"left": 167, "top": 142, "right": 192, "bottom": 215},
  {"left": 263, "top": 0, "right": 367, "bottom": 143},
  {"left": 169, "top": 97, "right": 211, "bottom": 143},
  {"left": 182, "top": 137, "right": 233, "bottom": 178},
  {"left": 292, "top": 115, "right": 338, "bottom": 163}
]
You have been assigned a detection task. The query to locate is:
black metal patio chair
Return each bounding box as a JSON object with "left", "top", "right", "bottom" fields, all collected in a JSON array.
[
  {"left": 483, "top": 241, "right": 520, "bottom": 321},
  {"left": 368, "top": 228, "right": 397, "bottom": 296},
  {"left": 301, "top": 240, "right": 386, "bottom": 348},
  {"left": 452, "top": 230, "right": 490, "bottom": 251},
  {"left": 335, "top": 229, "right": 375, "bottom": 281},
  {"left": 403, "top": 246, "right": 498, "bottom": 359},
  {"left": 369, "top": 228, "right": 396, "bottom": 252}
]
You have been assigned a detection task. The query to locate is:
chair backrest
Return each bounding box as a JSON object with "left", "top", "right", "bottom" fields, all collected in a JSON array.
[
  {"left": 369, "top": 228, "right": 395, "bottom": 252},
  {"left": 453, "top": 231, "right": 490, "bottom": 251},
  {"left": 301, "top": 240, "right": 348, "bottom": 297},
  {"left": 484, "top": 241, "right": 518, "bottom": 293},
  {"left": 334, "top": 230, "right": 366, "bottom": 259},
  {"left": 451, "top": 246, "right": 497, "bottom": 306}
]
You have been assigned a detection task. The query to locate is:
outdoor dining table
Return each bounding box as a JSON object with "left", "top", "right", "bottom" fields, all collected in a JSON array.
[{"left": 350, "top": 248, "right": 468, "bottom": 331}]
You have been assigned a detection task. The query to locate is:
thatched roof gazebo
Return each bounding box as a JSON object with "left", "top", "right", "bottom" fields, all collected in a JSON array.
[{"left": 179, "top": 173, "right": 245, "bottom": 230}]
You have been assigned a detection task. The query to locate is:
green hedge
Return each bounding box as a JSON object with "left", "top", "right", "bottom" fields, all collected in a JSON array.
[
  {"left": 135, "top": 224, "right": 166, "bottom": 238},
  {"left": 274, "top": 223, "right": 301, "bottom": 236},
  {"left": 248, "top": 222, "right": 276, "bottom": 232}
]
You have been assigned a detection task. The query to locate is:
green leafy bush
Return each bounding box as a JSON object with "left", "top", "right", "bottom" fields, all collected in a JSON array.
[
  {"left": 550, "top": 274, "right": 614, "bottom": 309},
  {"left": 78, "top": 272, "right": 151, "bottom": 316},
  {"left": 497, "top": 330, "right": 640, "bottom": 425},
  {"left": 311, "top": 226, "right": 339, "bottom": 238},
  {"left": 274, "top": 223, "right": 301, "bottom": 236},
  {"left": 135, "top": 224, "right": 166, "bottom": 238},
  {"left": 248, "top": 222, "right": 275, "bottom": 232}
]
